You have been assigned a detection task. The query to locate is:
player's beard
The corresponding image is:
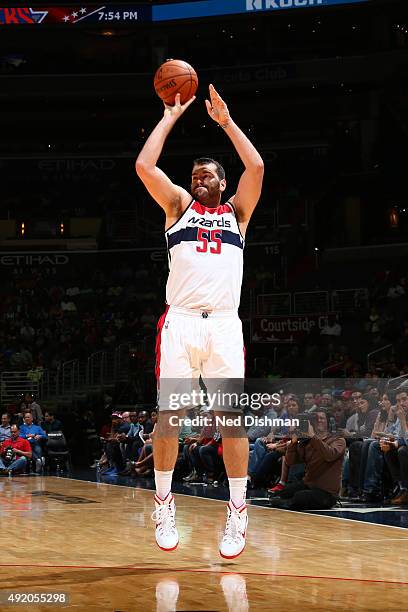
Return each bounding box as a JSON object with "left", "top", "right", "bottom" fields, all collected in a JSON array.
[{"left": 194, "top": 181, "right": 220, "bottom": 206}]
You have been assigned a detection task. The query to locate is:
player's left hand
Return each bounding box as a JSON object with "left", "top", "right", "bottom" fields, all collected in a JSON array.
[{"left": 205, "top": 84, "right": 230, "bottom": 128}]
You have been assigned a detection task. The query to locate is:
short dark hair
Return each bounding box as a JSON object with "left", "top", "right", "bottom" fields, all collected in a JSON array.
[{"left": 193, "top": 157, "right": 225, "bottom": 180}]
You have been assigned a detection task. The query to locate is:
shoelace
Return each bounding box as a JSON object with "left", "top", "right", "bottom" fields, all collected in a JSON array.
[
  {"left": 222, "top": 507, "right": 245, "bottom": 545},
  {"left": 151, "top": 503, "right": 176, "bottom": 536}
]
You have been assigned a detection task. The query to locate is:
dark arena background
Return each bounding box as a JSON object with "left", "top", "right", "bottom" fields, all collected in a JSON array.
[{"left": 1, "top": 0, "right": 408, "bottom": 610}]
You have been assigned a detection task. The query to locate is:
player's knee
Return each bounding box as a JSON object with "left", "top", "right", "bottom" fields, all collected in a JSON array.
[{"left": 155, "top": 409, "right": 184, "bottom": 438}]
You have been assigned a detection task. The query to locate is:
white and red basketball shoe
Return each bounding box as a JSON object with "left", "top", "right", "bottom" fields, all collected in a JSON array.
[
  {"left": 151, "top": 492, "right": 179, "bottom": 551},
  {"left": 219, "top": 500, "right": 248, "bottom": 559}
]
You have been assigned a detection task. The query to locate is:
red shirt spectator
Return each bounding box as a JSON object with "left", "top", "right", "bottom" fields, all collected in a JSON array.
[{"left": 1, "top": 436, "right": 32, "bottom": 456}]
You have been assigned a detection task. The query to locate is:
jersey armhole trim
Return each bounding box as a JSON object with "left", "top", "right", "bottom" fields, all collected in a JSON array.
[
  {"left": 165, "top": 198, "right": 194, "bottom": 234},
  {"left": 226, "top": 200, "right": 245, "bottom": 244}
]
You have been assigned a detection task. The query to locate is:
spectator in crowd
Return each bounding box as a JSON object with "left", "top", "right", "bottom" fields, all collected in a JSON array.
[
  {"left": 19, "top": 411, "right": 47, "bottom": 471},
  {"left": 179, "top": 411, "right": 200, "bottom": 447},
  {"left": 246, "top": 402, "right": 278, "bottom": 449},
  {"left": 100, "top": 412, "right": 126, "bottom": 476},
  {"left": 21, "top": 393, "right": 43, "bottom": 424},
  {"left": 269, "top": 411, "right": 346, "bottom": 510},
  {"left": 339, "top": 393, "right": 379, "bottom": 496},
  {"left": 134, "top": 421, "right": 157, "bottom": 476},
  {"left": 348, "top": 393, "right": 400, "bottom": 502},
  {"left": 342, "top": 395, "right": 379, "bottom": 439},
  {"left": 256, "top": 396, "right": 301, "bottom": 491},
  {"left": 117, "top": 411, "right": 145, "bottom": 474},
  {"left": 120, "top": 411, "right": 132, "bottom": 432},
  {"left": 303, "top": 393, "right": 317, "bottom": 413},
  {"left": 380, "top": 389, "right": 408, "bottom": 505},
  {"left": 332, "top": 401, "right": 347, "bottom": 428},
  {"left": 0, "top": 413, "right": 11, "bottom": 442},
  {"left": 199, "top": 431, "right": 224, "bottom": 484},
  {"left": 42, "top": 410, "right": 63, "bottom": 434},
  {"left": 182, "top": 410, "right": 216, "bottom": 483},
  {"left": 0, "top": 424, "right": 32, "bottom": 475},
  {"left": 319, "top": 392, "right": 334, "bottom": 410},
  {"left": 138, "top": 410, "right": 154, "bottom": 438}
]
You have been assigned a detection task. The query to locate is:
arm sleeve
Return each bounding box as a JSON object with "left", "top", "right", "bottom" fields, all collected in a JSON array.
[
  {"left": 285, "top": 442, "right": 305, "bottom": 466},
  {"left": 22, "top": 439, "right": 32, "bottom": 453},
  {"left": 363, "top": 411, "right": 379, "bottom": 437},
  {"left": 309, "top": 436, "right": 346, "bottom": 461},
  {"left": 19, "top": 426, "right": 28, "bottom": 439}
]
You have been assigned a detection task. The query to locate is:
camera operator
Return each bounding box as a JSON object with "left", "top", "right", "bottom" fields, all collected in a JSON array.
[
  {"left": 0, "top": 424, "right": 32, "bottom": 475},
  {"left": 269, "top": 411, "right": 346, "bottom": 511}
]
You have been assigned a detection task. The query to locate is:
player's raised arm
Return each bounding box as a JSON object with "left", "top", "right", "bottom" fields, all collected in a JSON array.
[
  {"left": 205, "top": 84, "right": 264, "bottom": 225},
  {"left": 135, "top": 93, "right": 196, "bottom": 215}
]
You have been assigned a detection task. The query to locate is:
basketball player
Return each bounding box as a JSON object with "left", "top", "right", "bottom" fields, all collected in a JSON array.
[{"left": 136, "top": 84, "right": 264, "bottom": 558}]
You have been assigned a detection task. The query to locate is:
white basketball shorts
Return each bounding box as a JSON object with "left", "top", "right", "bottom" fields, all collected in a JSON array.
[{"left": 155, "top": 305, "right": 245, "bottom": 411}]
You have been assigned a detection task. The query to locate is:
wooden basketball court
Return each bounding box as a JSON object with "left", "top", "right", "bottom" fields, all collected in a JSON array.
[{"left": 0, "top": 476, "right": 407, "bottom": 610}]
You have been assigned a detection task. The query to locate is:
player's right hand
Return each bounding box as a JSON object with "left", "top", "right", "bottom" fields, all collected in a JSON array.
[{"left": 163, "top": 93, "right": 196, "bottom": 121}]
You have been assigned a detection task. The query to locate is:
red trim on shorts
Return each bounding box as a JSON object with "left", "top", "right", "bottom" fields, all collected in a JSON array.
[{"left": 155, "top": 305, "right": 170, "bottom": 381}]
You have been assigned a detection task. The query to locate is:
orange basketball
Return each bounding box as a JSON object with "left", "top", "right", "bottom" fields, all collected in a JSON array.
[{"left": 154, "top": 59, "right": 198, "bottom": 106}]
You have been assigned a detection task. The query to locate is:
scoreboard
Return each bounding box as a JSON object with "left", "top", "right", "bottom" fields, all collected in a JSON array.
[{"left": 0, "top": 1, "right": 370, "bottom": 25}]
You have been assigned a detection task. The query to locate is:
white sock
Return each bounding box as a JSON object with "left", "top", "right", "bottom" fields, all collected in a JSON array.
[
  {"left": 154, "top": 469, "right": 174, "bottom": 501},
  {"left": 228, "top": 477, "right": 247, "bottom": 508}
]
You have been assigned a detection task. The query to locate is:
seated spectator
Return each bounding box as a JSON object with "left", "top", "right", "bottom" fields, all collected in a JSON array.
[
  {"left": 198, "top": 431, "right": 224, "bottom": 484},
  {"left": 120, "top": 411, "right": 131, "bottom": 431},
  {"left": 134, "top": 422, "right": 157, "bottom": 476},
  {"left": 179, "top": 411, "right": 200, "bottom": 447},
  {"left": 100, "top": 412, "right": 126, "bottom": 475},
  {"left": 246, "top": 403, "right": 278, "bottom": 449},
  {"left": 182, "top": 410, "right": 216, "bottom": 482},
  {"left": 341, "top": 395, "right": 379, "bottom": 439},
  {"left": 269, "top": 411, "right": 346, "bottom": 510},
  {"left": 348, "top": 393, "right": 400, "bottom": 502},
  {"left": 19, "top": 411, "right": 47, "bottom": 472},
  {"left": 42, "top": 410, "right": 63, "bottom": 434},
  {"left": 21, "top": 393, "right": 43, "bottom": 424},
  {"left": 0, "top": 424, "right": 32, "bottom": 475},
  {"left": 380, "top": 389, "right": 408, "bottom": 505},
  {"left": 303, "top": 393, "right": 317, "bottom": 413},
  {"left": 342, "top": 395, "right": 379, "bottom": 496},
  {"left": 0, "top": 413, "right": 11, "bottom": 442},
  {"left": 117, "top": 411, "right": 146, "bottom": 474},
  {"left": 138, "top": 410, "right": 154, "bottom": 438},
  {"left": 252, "top": 396, "right": 300, "bottom": 490}
]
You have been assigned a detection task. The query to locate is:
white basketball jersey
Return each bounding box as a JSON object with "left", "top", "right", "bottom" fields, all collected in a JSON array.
[{"left": 165, "top": 199, "right": 244, "bottom": 310}]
